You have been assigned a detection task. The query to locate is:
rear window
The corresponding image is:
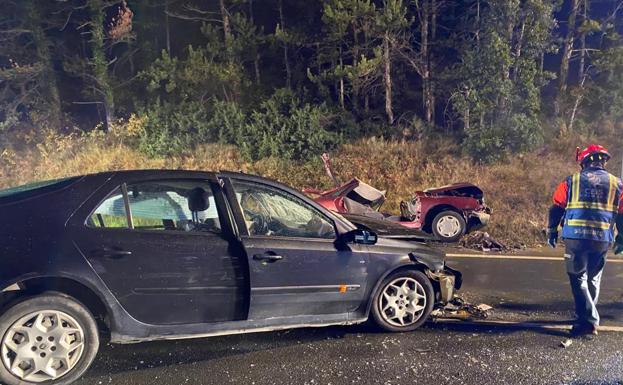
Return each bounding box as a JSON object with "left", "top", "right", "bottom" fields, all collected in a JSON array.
[{"left": 0, "top": 177, "right": 80, "bottom": 202}]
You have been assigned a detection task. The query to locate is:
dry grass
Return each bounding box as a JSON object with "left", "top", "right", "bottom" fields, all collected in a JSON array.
[{"left": 2, "top": 129, "right": 621, "bottom": 247}]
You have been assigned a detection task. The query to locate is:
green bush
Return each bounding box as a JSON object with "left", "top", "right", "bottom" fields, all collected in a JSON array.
[
  {"left": 211, "top": 100, "right": 246, "bottom": 144},
  {"left": 463, "top": 113, "right": 542, "bottom": 163},
  {"left": 234, "top": 89, "right": 343, "bottom": 161},
  {"left": 137, "top": 89, "right": 344, "bottom": 161},
  {"left": 137, "top": 100, "right": 213, "bottom": 156}
]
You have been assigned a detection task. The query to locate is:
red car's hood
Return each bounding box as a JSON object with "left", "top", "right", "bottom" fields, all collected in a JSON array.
[{"left": 421, "top": 183, "right": 484, "bottom": 199}]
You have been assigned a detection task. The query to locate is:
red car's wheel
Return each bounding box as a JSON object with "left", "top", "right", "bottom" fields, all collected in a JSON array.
[{"left": 431, "top": 210, "right": 466, "bottom": 242}]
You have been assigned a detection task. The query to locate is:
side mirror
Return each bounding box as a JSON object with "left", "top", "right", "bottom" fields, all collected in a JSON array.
[{"left": 342, "top": 229, "right": 378, "bottom": 245}]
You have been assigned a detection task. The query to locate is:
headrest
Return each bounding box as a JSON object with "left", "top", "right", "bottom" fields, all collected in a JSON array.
[{"left": 188, "top": 187, "right": 209, "bottom": 212}]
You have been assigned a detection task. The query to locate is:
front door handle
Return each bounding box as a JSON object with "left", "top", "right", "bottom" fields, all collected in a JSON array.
[
  {"left": 253, "top": 253, "right": 283, "bottom": 262},
  {"left": 93, "top": 248, "right": 132, "bottom": 259}
]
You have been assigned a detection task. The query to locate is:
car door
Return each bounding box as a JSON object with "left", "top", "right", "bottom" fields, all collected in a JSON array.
[
  {"left": 223, "top": 177, "right": 369, "bottom": 320},
  {"left": 71, "top": 176, "right": 249, "bottom": 326}
]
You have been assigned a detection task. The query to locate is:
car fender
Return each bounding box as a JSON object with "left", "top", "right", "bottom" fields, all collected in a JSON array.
[
  {"left": 0, "top": 271, "right": 111, "bottom": 320},
  {"left": 363, "top": 260, "right": 429, "bottom": 317},
  {"left": 0, "top": 248, "right": 141, "bottom": 337}
]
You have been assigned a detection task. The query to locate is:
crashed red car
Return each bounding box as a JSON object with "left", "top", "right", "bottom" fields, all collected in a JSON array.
[{"left": 305, "top": 179, "right": 491, "bottom": 243}]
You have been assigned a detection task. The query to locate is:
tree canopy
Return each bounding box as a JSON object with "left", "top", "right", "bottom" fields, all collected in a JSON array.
[{"left": 1, "top": 0, "right": 622, "bottom": 161}]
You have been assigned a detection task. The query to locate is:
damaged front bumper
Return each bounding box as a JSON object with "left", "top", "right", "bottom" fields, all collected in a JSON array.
[
  {"left": 426, "top": 265, "right": 462, "bottom": 304},
  {"left": 467, "top": 207, "right": 492, "bottom": 231}
]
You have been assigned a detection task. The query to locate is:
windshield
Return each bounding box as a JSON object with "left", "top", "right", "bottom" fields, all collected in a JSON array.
[{"left": 0, "top": 177, "right": 80, "bottom": 201}]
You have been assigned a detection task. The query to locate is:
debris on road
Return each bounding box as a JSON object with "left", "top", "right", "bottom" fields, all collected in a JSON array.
[
  {"left": 475, "top": 304, "right": 493, "bottom": 313},
  {"left": 414, "top": 348, "right": 433, "bottom": 354},
  {"left": 560, "top": 339, "right": 573, "bottom": 348},
  {"left": 431, "top": 297, "right": 493, "bottom": 320},
  {"left": 460, "top": 231, "right": 507, "bottom": 251}
]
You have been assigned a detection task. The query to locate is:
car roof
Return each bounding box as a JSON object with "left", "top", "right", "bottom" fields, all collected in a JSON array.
[
  {"left": 81, "top": 169, "right": 282, "bottom": 180},
  {"left": 80, "top": 169, "right": 298, "bottom": 194},
  {"left": 82, "top": 169, "right": 216, "bottom": 179}
]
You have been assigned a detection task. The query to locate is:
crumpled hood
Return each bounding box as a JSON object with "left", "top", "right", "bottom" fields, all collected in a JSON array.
[
  {"left": 422, "top": 183, "right": 484, "bottom": 199},
  {"left": 341, "top": 213, "right": 434, "bottom": 241},
  {"left": 371, "top": 237, "right": 446, "bottom": 271}
]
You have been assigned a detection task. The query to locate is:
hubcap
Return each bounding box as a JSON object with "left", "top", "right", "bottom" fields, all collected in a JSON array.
[
  {"left": 1, "top": 311, "right": 85, "bottom": 383},
  {"left": 379, "top": 277, "right": 427, "bottom": 327},
  {"left": 436, "top": 215, "right": 461, "bottom": 238}
]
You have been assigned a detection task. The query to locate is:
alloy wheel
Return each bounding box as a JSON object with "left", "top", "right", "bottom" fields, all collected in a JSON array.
[{"left": 378, "top": 277, "right": 427, "bottom": 327}]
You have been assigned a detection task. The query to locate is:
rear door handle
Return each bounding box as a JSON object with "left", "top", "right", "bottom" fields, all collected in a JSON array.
[
  {"left": 253, "top": 253, "right": 283, "bottom": 262},
  {"left": 93, "top": 248, "right": 132, "bottom": 259}
]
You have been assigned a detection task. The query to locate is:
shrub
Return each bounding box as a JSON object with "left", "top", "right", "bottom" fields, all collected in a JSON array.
[
  {"left": 211, "top": 100, "right": 246, "bottom": 144},
  {"left": 234, "top": 89, "right": 343, "bottom": 161},
  {"left": 137, "top": 100, "right": 213, "bottom": 157},
  {"left": 137, "top": 98, "right": 250, "bottom": 157},
  {"left": 136, "top": 88, "right": 344, "bottom": 161}
]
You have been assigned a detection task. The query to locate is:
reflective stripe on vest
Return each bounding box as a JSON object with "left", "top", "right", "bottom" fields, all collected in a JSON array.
[
  {"left": 607, "top": 173, "right": 617, "bottom": 209},
  {"left": 566, "top": 201, "right": 618, "bottom": 211},
  {"left": 566, "top": 219, "right": 612, "bottom": 230},
  {"left": 562, "top": 169, "right": 622, "bottom": 242}
]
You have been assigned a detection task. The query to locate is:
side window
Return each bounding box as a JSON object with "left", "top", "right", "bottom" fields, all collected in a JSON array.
[
  {"left": 89, "top": 181, "right": 222, "bottom": 234},
  {"left": 89, "top": 188, "right": 127, "bottom": 228},
  {"left": 232, "top": 180, "right": 335, "bottom": 239}
]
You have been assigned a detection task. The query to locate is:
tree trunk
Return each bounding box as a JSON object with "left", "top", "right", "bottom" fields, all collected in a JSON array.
[
  {"left": 279, "top": 0, "right": 291, "bottom": 89},
  {"left": 569, "top": 73, "right": 588, "bottom": 131},
  {"left": 364, "top": 28, "right": 370, "bottom": 114},
  {"left": 250, "top": 0, "right": 261, "bottom": 85},
  {"left": 475, "top": 0, "right": 481, "bottom": 47},
  {"left": 339, "top": 47, "right": 345, "bottom": 109},
  {"left": 88, "top": 0, "right": 115, "bottom": 132},
  {"left": 429, "top": 0, "right": 437, "bottom": 122},
  {"left": 219, "top": 0, "right": 232, "bottom": 57},
  {"left": 352, "top": 25, "right": 360, "bottom": 112},
  {"left": 165, "top": 1, "right": 171, "bottom": 54},
  {"left": 511, "top": 21, "right": 526, "bottom": 82},
  {"left": 556, "top": 0, "right": 579, "bottom": 123},
  {"left": 577, "top": 0, "right": 588, "bottom": 81},
  {"left": 422, "top": 0, "right": 432, "bottom": 124},
  {"left": 462, "top": 89, "right": 471, "bottom": 132},
  {"left": 28, "top": 5, "right": 62, "bottom": 128},
  {"left": 383, "top": 32, "right": 394, "bottom": 125}
]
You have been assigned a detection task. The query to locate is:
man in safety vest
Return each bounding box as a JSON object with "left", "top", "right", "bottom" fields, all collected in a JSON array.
[{"left": 547, "top": 144, "right": 623, "bottom": 336}]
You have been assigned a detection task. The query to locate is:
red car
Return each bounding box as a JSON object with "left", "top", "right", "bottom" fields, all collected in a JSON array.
[{"left": 305, "top": 178, "right": 491, "bottom": 242}]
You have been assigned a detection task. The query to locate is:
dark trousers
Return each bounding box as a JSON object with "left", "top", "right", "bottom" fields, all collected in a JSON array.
[{"left": 564, "top": 238, "right": 609, "bottom": 326}]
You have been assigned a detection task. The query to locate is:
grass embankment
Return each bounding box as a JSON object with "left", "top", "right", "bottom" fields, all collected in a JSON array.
[{"left": 2, "top": 130, "right": 621, "bottom": 247}]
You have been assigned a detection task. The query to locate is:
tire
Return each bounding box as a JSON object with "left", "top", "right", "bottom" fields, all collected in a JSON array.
[
  {"left": 0, "top": 292, "right": 99, "bottom": 385},
  {"left": 431, "top": 210, "right": 466, "bottom": 243},
  {"left": 371, "top": 270, "right": 434, "bottom": 333}
]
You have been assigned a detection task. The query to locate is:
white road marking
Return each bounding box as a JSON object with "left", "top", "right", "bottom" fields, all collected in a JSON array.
[
  {"left": 433, "top": 318, "right": 623, "bottom": 333},
  {"left": 446, "top": 253, "right": 623, "bottom": 263}
]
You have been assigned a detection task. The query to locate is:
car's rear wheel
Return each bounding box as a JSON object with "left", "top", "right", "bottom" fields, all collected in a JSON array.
[
  {"left": 0, "top": 293, "right": 99, "bottom": 385},
  {"left": 431, "top": 210, "right": 466, "bottom": 242},
  {"left": 371, "top": 270, "right": 434, "bottom": 332}
]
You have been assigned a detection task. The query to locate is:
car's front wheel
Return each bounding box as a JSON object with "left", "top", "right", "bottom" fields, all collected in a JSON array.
[
  {"left": 431, "top": 210, "right": 466, "bottom": 242},
  {"left": 371, "top": 270, "right": 434, "bottom": 332},
  {"left": 0, "top": 292, "right": 99, "bottom": 385}
]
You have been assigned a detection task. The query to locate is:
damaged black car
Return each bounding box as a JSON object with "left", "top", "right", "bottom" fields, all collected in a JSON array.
[{"left": 0, "top": 170, "right": 461, "bottom": 385}]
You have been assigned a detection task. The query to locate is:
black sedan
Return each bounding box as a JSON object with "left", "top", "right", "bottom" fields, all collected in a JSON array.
[{"left": 0, "top": 170, "right": 460, "bottom": 385}]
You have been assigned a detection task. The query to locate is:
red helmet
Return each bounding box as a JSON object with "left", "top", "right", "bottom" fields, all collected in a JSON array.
[{"left": 576, "top": 144, "right": 611, "bottom": 164}]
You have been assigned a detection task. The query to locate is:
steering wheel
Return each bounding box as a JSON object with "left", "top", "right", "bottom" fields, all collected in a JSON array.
[
  {"left": 240, "top": 193, "right": 272, "bottom": 235},
  {"left": 306, "top": 216, "right": 335, "bottom": 238},
  {"left": 248, "top": 209, "right": 270, "bottom": 234}
]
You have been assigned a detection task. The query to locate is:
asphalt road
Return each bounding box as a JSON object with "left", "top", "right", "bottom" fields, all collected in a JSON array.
[
  {"left": 445, "top": 250, "right": 623, "bottom": 326},
  {"left": 76, "top": 323, "right": 623, "bottom": 385},
  {"left": 70, "top": 249, "right": 623, "bottom": 385}
]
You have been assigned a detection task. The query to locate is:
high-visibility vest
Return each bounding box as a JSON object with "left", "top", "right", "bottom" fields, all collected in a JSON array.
[{"left": 562, "top": 168, "right": 622, "bottom": 242}]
